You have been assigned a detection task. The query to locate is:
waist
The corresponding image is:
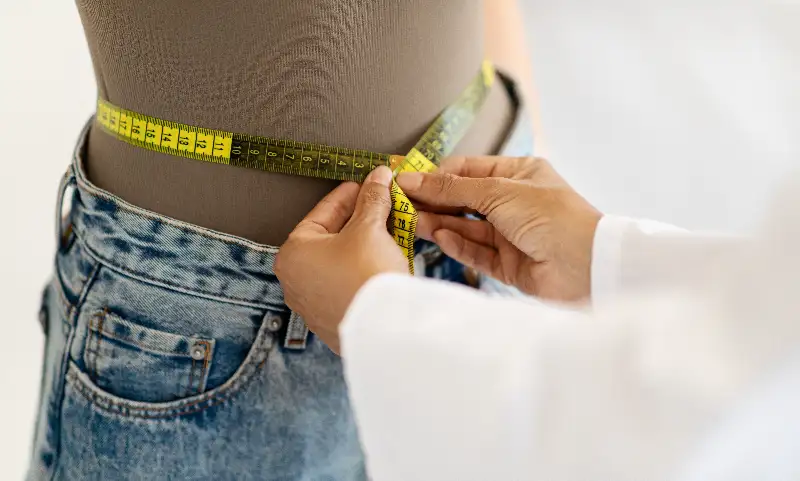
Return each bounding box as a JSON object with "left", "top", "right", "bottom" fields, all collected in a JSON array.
[
  {"left": 65, "top": 72, "right": 531, "bottom": 309},
  {"left": 69, "top": 122, "right": 284, "bottom": 309},
  {"left": 84, "top": 69, "right": 519, "bottom": 245}
]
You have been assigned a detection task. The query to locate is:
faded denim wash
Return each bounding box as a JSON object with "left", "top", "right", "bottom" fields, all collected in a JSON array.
[{"left": 28, "top": 74, "right": 533, "bottom": 481}]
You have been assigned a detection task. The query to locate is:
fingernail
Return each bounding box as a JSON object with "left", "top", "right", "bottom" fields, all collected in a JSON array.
[
  {"left": 366, "top": 166, "right": 392, "bottom": 187},
  {"left": 396, "top": 172, "right": 423, "bottom": 191}
]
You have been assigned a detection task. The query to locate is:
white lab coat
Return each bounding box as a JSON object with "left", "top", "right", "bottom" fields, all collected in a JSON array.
[{"left": 339, "top": 174, "right": 800, "bottom": 481}]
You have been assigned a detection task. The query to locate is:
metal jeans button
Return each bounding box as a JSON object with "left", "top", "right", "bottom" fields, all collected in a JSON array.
[
  {"left": 266, "top": 314, "right": 283, "bottom": 333},
  {"left": 190, "top": 342, "right": 207, "bottom": 360}
]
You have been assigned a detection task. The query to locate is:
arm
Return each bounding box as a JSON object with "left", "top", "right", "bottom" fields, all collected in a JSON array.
[
  {"left": 276, "top": 157, "right": 800, "bottom": 479},
  {"left": 339, "top": 173, "right": 800, "bottom": 480},
  {"left": 341, "top": 172, "right": 800, "bottom": 480},
  {"left": 340, "top": 273, "right": 716, "bottom": 481},
  {"left": 397, "top": 156, "right": 743, "bottom": 303},
  {"left": 340, "top": 248, "right": 788, "bottom": 480}
]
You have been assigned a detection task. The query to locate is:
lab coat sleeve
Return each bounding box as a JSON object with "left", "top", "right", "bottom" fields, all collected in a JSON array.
[
  {"left": 340, "top": 273, "right": 750, "bottom": 481},
  {"left": 591, "top": 215, "right": 739, "bottom": 305},
  {"left": 341, "top": 178, "right": 800, "bottom": 481}
]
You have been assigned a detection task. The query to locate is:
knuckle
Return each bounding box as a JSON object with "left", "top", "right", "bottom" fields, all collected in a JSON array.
[
  {"left": 520, "top": 156, "right": 558, "bottom": 183},
  {"left": 516, "top": 156, "right": 543, "bottom": 174},
  {"left": 438, "top": 156, "right": 463, "bottom": 173},
  {"left": 475, "top": 178, "right": 507, "bottom": 209},
  {"left": 421, "top": 172, "right": 459, "bottom": 198},
  {"left": 363, "top": 183, "right": 390, "bottom": 206},
  {"left": 530, "top": 157, "right": 554, "bottom": 175},
  {"left": 461, "top": 239, "right": 478, "bottom": 265},
  {"left": 527, "top": 156, "right": 550, "bottom": 168},
  {"left": 436, "top": 173, "right": 460, "bottom": 196},
  {"left": 325, "top": 198, "right": 352, "bottom": 223}
]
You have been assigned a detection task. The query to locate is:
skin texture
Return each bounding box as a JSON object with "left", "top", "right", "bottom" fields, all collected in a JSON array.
[
  {"left": 275, "top": 166, "right": 408, "bottom": 354},
  {"left": 76, "top": 0, "right": 524, "bottom": 245},
  {"left": 398, "top": 157, "right": 602, "bottom": 301},
  {"left": 275, "top": 157, "right": 603, "bottom": 352}
]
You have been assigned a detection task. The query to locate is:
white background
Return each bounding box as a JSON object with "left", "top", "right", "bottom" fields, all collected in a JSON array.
[{"left": 0, "top": 1, "right": 797, "bottom": 479}]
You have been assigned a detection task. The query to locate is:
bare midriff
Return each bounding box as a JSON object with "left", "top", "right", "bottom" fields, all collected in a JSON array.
[{"left": 77, "top": 0, "right": 516, "bottom": 245}]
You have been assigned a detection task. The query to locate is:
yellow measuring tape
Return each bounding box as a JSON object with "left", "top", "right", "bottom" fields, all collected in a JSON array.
[{"left": 96, "top": 61, "right": 495, "bottom": 274}]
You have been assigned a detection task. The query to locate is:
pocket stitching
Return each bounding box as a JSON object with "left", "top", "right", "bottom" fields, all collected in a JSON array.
[
  {"left": 67, "top": 346, "right": 267, "bottom": 419},
  {"left": 84, "top": 314, "right": 94, "bottom": 378},
  {"left": 53, "top": 267, "right": 74, "bottom": 321},
  {"left": 93, "top": 309, "right": 107, "bottom": 379},
  {"left": 83, "top": 308, "right": 107, "bottom": 381},
  {"left": 187, "top": 339, "right": 212, "bottom": 396},
  {"left": 56, "top": 281, "right": 71, "bottom": 319},
  {"left": 73, "top": 228, "right": 280, "bottom": 309},
  {"left": 82, "top": 307, "right": 217, "bottom": 402},
  {"left": 91, "top": 327, "right": 181, "bottom": 357},
  {"left": 188, "top": 357, "right": 196, "bottom": 397},
  {"left": 197, "top": 339, "right": 212, "bottom": 393},
  {"left": 66, "top": 324, "right": 274, "bottom": 419},
  {"left": 89, "top": 313, "right": 214, "bottom": 358}
]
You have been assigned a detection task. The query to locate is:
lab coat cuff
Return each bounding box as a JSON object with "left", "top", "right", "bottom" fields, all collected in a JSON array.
[
  {"left": 591, "top": 215, "right": 638, "bottom": 306},
  {"left": 339, "top": 273, "right": 408, "bottom": 353}
]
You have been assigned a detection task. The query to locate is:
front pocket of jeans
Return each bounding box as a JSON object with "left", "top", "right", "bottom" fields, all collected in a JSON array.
[
  {"left": 82, "top": 308, "right": 216, "bottom": 403},
  {"left": 65, "top": 314, "right": 275, "bottom": 419}
]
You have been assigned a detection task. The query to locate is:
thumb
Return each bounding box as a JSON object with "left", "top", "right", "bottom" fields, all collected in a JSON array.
[
  {"left": 396, "top": 171, "right": 503, "bottom": 214},
  {"left": 351, "top": 166, "right": 393, "bottom": 226}
]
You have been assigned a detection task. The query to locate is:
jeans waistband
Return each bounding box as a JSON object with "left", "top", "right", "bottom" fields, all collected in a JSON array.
[
  {"left": 59, "top": 72, "right": 532, "bottom": 310},
  {"left": 495, "top": 71, "right": 533, "bottom": 157},
  {"left": 62, "top": 121, "right": 286, "bottom": 310}
]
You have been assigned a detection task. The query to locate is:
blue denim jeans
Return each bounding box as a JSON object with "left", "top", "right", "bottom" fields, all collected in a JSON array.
[{"left": 28, "top": 75, "right": 533, "bottom": 481}]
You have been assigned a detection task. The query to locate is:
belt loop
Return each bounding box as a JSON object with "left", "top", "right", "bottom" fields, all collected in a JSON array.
[
  {"left": 56, "top": 165, "right": 77, "bottom": 249},
  {"left": 284, "top": 311, "right": 309, "bottom": 351}
]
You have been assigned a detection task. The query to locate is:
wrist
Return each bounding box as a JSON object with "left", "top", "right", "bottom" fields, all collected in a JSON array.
[
  {"left": 584, "top": 208, "right": 603, "bottom": 256},
  {"left": 350, "top": 264, "right": 409, "bottom": 306}
]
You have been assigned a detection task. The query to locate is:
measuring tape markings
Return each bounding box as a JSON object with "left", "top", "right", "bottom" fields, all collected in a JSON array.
[{"left": 96, "top": 61, "right": 495, "bottom": 273}]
